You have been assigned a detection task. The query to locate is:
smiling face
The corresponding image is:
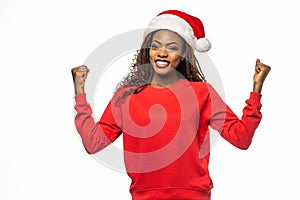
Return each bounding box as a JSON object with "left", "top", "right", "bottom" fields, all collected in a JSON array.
[{"left": 149, "top": 29, "right": 185, "bottom": 84}]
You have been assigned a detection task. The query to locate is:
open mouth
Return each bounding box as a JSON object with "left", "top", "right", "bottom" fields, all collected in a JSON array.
[{"left": 155, "top": 59, "right": 170, "bottom": 68}]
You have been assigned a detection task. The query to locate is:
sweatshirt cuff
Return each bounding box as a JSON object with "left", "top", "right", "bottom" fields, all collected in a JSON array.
[
  {"left": 75, "top": 93, "right": 87, "bottom": 105},
  {"left": 250, "top": 92, "right": 262, "bottom": 102}
]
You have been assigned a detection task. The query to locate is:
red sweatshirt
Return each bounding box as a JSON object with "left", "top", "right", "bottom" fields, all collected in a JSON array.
[{"left": 74, "top": 79, "right": 262, "bottom": 200}]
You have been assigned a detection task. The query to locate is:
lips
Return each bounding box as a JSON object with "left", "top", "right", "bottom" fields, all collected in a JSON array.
[{"left": 155, "top": 59, "right": 170, "bottom": 68}]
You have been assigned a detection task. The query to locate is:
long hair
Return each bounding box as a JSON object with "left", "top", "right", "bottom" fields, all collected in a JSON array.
[{"left": 114, "top": 30, "right": 206, "bottom": 105}]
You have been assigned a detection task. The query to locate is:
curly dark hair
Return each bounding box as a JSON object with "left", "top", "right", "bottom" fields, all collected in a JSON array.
[{"left": 114, "top": 30, "right": 206, "bottom": 105}]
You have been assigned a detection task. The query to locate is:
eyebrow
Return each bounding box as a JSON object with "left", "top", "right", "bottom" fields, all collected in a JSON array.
[{"left": 152, "top": 40, "right": 179, "bottom": 45}]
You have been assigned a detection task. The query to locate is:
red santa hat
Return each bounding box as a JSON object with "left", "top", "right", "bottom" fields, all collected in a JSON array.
[{"left": 144, "top": 10, "right": 211, "bottom": 52}]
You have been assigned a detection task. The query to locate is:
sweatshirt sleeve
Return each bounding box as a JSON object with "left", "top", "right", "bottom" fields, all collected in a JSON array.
[
  {"left": 206, "top": 84, "right": 262, "bottom": 150},
  {"left": 74, "top": 93, "right": 122, "bottom": 154}
]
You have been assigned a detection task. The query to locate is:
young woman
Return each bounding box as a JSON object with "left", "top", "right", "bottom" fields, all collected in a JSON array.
[{"left": 72, "top": 10, "right": 271, "bottom": 200}]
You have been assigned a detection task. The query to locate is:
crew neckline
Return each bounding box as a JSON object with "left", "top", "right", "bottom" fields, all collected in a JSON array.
[
  {"left": 143, "top": 78, "right": 187, "bottom": 94},
  {"left": 150, "top": 78, "right": 184, "bottom": 88}
]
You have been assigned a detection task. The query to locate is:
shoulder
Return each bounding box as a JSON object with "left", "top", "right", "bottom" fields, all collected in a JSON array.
[
  {"left": 111, "top": 85, "right": 141, "bottom": 105},
  {"left": 187, "top": 81, "right": 223, "bottom": 103},
  {"left": 188, "top": 81, "right": 214, "bottom": 94}
]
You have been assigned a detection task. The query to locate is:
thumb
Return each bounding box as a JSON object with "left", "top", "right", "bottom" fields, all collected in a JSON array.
[{"left": 256, "top": 58, "right": 260, "bottom": 64}]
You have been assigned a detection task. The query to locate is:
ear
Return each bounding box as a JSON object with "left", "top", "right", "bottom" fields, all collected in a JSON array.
[
  {"left": 179, "top": 50, "right": 185, "bottom": 60},
  {"left": 180, "top": 54, "right": 186, "bottom": 61}
]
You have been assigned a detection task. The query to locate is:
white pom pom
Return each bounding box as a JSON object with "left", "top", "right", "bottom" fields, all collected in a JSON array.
[{"left": 195, "top": 38, "right": 211, "bottom": 52}]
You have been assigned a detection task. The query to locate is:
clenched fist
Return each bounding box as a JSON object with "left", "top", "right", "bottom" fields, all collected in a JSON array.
[
  {"left": 253, "top": 59, "right": 271, "bottom": 94},
  {"left": 71, "top": 65, "right": 90, "bottom": 95}
]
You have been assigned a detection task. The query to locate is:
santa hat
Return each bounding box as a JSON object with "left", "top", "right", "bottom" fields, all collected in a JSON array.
[{"left": 144, "top": 10, "right": 211, "bottom": 52}]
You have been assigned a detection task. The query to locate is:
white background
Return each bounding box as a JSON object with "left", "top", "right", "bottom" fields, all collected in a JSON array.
[{"left": 1, "top": 0, "right": 299, "bottom": 199}]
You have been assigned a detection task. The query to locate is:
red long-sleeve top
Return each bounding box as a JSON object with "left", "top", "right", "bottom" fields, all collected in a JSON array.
[{"left": 74, "top": 79, "right": 262, "bottom": 200}]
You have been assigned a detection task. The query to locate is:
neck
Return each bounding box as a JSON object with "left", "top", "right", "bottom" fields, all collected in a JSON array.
[{"left": 151, "top": 73, "right": 179, "bottom": 88}]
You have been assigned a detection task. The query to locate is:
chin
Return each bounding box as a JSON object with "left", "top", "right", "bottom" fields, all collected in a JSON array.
[{"left": 153, "top": 67, "right": 173, "bottom": 76}]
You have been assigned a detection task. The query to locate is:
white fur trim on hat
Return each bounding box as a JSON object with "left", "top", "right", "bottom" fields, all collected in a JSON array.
[
  {"left": 144, "top": 14, "right": 196, "bottom": 50},
  {"left": 195, "top": 38, "right": 211, "bottom": 52}
]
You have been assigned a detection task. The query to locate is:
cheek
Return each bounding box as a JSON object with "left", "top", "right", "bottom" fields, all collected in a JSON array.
[
  {"left": 170, "top": 54, "right": 181, "bottom": 64},
  {"left": 149, "top": 50, "right": 155, "bottom": 62}
]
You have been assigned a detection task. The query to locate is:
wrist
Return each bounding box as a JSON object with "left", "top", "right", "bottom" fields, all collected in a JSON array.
[
  {"left": 75, "top": 85, "right": 85, "bottom": 95},
  {"left": 253, "top": 82, "right": 263, "bottom": 94}
]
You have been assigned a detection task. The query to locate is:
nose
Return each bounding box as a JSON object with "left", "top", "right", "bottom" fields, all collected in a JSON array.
[{"left": 158, "top": 47, "right": 168, "bottom": 58}]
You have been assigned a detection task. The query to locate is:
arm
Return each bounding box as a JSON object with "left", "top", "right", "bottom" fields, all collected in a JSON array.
[
  {"left": 72, "top": 66, "right": 122, "bottom": 154},
  {"left": 74, "top": 94, "right": 122, "bottom": 154},
  {"left": 208, "top": 59, "right": 271, "bottom": 149},
  {"left": 207, "top": 85, "right": 262, "bottom": 150}
]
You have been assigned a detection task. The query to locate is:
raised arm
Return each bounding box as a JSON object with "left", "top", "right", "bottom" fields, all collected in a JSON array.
[
  {"left": 207, "top": 59, "right": 271, "bottom": 149},
  {"left": 71, "top": 66, "right": 122, "bottom": 154}
]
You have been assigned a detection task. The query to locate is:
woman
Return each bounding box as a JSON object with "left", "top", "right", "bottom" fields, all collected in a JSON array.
[{"left": 72, "top": 10, "right": 271, "bottom": 200}]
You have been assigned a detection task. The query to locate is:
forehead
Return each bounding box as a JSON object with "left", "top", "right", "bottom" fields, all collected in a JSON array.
[{"left": 151, "top": 29, "right": 184, "bottom": 44}]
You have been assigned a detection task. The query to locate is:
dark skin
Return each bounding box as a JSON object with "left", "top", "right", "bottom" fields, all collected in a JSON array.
[
  {"left": 71, "top": 65, "right": 89, "bottom": 95},
  {"left": 148, "top": 30, "right": 184, "bottom": 88},
  {"left": 253, "top": 59, "right": 271, "bottom": 93}
]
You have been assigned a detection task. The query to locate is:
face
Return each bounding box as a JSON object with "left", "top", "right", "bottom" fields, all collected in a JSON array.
[{"left": 149, "top": 29, "right": 185, "bottom": 78}]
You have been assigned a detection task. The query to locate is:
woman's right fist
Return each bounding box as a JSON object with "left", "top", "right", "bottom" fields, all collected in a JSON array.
[{"left": 71, "top": 65, "right": 89, "bottom": 95}]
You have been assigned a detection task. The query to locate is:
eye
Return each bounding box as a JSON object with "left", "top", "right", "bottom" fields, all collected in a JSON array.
[
  {"left": 151, "top": 44, "right": 159, "bottom": 50},
  {"left": 168, "top": 46, "right": 179, "bottom": 51}
]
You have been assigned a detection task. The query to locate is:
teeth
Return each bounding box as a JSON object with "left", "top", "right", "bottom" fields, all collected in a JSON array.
[{"left": 156, "top": 61, "right": 169, "bottom": 67}]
